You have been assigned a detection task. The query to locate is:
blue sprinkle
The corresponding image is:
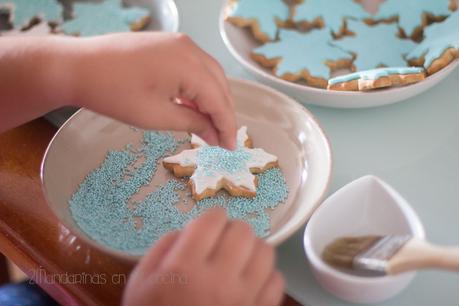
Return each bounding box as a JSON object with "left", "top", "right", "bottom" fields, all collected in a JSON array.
[
  {"left": 69, "top": 131, "right": 289, "bottom": 255},
  {"left": 196, "top": 146, "right": 251, "bottom": 174}
]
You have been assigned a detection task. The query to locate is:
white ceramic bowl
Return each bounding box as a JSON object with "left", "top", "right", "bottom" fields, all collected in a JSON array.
[
  {"left": 219, "top": 1, "right": 459, "bottom": 109},
  {"left": 130, "top": 0, "right": 179, "bottom": 32},
  {"left": 41, "top": 78, "right": 332, "bottom": 261},
  {"left": 304, "top": 175, "right": 425, "bottom": 304}
]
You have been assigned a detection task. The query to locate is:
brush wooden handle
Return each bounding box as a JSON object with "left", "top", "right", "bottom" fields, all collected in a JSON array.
[{"left": 387, "top": 238, "right": 459, "bottom": 275}]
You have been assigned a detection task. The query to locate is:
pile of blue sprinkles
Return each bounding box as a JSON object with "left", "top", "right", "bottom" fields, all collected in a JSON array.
[{"left": 69, "top": 131, "right": 289, "bottom": 255}]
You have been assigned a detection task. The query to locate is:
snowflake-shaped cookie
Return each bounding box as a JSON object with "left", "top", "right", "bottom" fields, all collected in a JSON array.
[
  {"left": 332, "top": 20, "right": 417, "bottom": 71},
  {"left": 293, "top": 0, "right": 368, "bottom": 35},
  {"left": 163, "top": 127, "right": 278, "bottom": 201},
  {"left": 0, "top": 0, "right": 62, "bottom": 28},
  {"left": 407, "top": 10, "right": 459, "bottom": 73},
  {"left": 376, "top": 0, "right": 451, "bottom": 37},
  {"left": 0, "top": 20, "right": 54, "bottom": 36},
  {"left": 226, "top": 0, "right": 290, "bottom": 42},
  {"left": 62, "top": 0, "right": 150, "bottom": 36},
  {"left": 252, "top": 28, "right": 352, "bottom": 83}
]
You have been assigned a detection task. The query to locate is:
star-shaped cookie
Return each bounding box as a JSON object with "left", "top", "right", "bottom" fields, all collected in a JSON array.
[
  {"left": 252, "top": 28, "right": 353, "bottom": 87},
  {"left": 332, "top": 20, "right": 417, "bottom": 71},
  {"left": 226, "top": 0, "right": 290, "bottom": 42},
  {"left": 0, "top": 0, "right": 62, "bottom": 28},
  {"left": 407, "top": 10, "right": 459, "bottom": 74},
  {"left": 0, "top": 20, "right": 54, "bottom": 36},
  {"left": 62, "top": 0, "right": 150, "bottom": 36},
  {"left": 293, "top": 0, "right": 368, "bottom": 36},
  {"left": 376, "top": 0, "right": 451, "bottom": 38},
  {"left": 163, "top": 127, "right": 278, "bottom": 201}
]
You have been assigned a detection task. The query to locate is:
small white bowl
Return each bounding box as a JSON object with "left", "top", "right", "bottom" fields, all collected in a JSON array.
[
  {"left": 304, "top": 175, "right": 425, "bottom": 304},
  {"left": 219, "top": 1, "right": 459, "bottom": 109}
]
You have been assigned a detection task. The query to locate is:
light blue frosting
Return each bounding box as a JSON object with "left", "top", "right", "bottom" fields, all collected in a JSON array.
[
  {"left": 293, "top": 0, "right": 368, "bottom": 33},
  {"left": 253, "top": 28, "right": 352, "bottom": 79},
  {"left": 407, "top": 11, "right": 459, "bottom": 68},
  {"left": 328, "top": 66, "right": 424, "bottom": 85},
  {"left": 230, "top": 0, "right": 289, "bottom": 40},
  {"left": 62, "top": 0, "right": 150, "bottom": 36},
  {"left": 377, "top": 0, "right": 451, "bottom": 36},
  {"left": 332, "top": 20, "right": 417, "bottom": 71},
  {"left": 0, "top": 0, "right": 62, "bottom": 26}
]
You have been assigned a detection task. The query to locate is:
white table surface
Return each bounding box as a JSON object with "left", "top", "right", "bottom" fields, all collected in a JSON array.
[{"left": 175, "top": 0, "right": 459, "bottom": 305}]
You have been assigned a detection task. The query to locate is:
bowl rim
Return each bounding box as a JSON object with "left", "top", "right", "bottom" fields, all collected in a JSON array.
[
  {"left": 303, "top": 175, "right": 426, "bottom": 284},
  {"left": 218, "top": 1, "right": 459, "bottom": 98},
  {"left": 40, "top": 77, "right": 333, "bottom": 261},
  {"left": 159, "top": 0, "right": 180, "bottom": 33}
]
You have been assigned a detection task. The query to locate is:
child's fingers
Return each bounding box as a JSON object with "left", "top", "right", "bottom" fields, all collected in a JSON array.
[
  {"left": 160, "top": 101, "right": 219, "bottom": 145},
  {"left": 167, "top": 208, "right": 229, "bottom": 263},
  {"left": 255, "top": 271, "right": 285, "bottom": 306},
  {"left": 180, "top": 67, "right": 237, "bottom": 150},
  {"left": 198, "top": 48, "right": 235, "bottom": 109},
  {"left": 130, "top": 231, "right": 180, "bottom": 281},
  {"left": 242, "top": 239, "right": 276, "bottom": 294},
  {"left": 210, "top": 220, "right": 257, "bottom": 274}
]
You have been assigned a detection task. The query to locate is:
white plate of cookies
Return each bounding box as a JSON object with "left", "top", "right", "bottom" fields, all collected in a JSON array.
[
  {"left": 0, "top": 0, "right": 179, "bottom": 36},
  {"left": 41, "top": 78, "right": 332, "bottom": 260},
  {"left": 220, "top": 0, "right": 459, "bottom": 108}
]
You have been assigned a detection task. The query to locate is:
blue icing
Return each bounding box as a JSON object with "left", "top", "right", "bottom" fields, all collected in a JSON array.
[
  {"left": 0, "top": 0, "right": 62, "bottom": 26},
  {"left": 377, "top": 0, "right": 451, "bottom": 36},
  {"left": 332, "top": 20, "right": 417, "bottom": 71},
  {"left": 407, "top": 11, "right": 459, "bottom": 68},
  {"left": 62, "top": 0, "right": 149, "bottom": 36},
  {"left": 328, "top": 67, "right": 424, "bottom": 84},
  {"left": 70, "top": 131, "right": 289, "bottom": 255},
  {"left": 253, "top": 28, "right": 352, "bottom": 79},
  {"left": 230, "top": 0, "right": 289, "bottom": 40},
  {"left": 293, "top": 0, "right": 368, "bottom": 34}
]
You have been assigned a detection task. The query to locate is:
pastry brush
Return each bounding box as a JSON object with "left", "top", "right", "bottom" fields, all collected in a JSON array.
[{"left": 322, "top": 235, "right": 459, "bottom": 275}]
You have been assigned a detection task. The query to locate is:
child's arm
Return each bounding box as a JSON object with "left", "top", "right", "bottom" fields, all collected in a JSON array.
[
  {"left": 123, "top": 208, "right": 285, "bottom": 306},
  {"left": 0, "top": 33, "right": 236, "bottom": 149}
]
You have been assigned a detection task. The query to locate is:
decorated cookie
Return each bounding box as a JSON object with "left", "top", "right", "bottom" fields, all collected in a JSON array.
[
  {"left": 163, "top": 126, "right": 278, "bottom": 201},
  {"left": 0, "top": 20, "right": 54, "bottom": 36},
  {"left": 375, "top": 0, "right": 451, "bottom": 40},
  {"left": 332, "top": 20, "right": 417, "bottom": 71},
  {"left": 62, "top": 0, "right": 150, "bottom": 36},
  {"left": 328, "top": 67, "right": 425, "bottom": 91},
  {"left": 252, "top": 28, "right": 353, "bottom": 88},
  {"left": 292, "top": 0, "right": 368, "bottom": 37},
  {"left": 225, "top": 0, "right": 290, "bottom": 42},
  {"left": 407, "top": 11, "right": 459, "bottom": 75},
  {"left": 0, "top": 0, "right": 62, "bottom": 29}
]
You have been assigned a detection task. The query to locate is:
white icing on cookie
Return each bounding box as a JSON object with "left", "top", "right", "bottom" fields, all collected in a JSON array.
[{"left": 163, "top": 126, "right": 277, "bottom": 196}]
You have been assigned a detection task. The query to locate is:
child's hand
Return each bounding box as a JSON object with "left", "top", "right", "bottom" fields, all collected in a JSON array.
[
  {"left": 0, "top": 33, "right": 236, "bottom": 149},
  {"left": 67, "top": 33, "right": 236, "bottom": 149},
  {"left": 123, "top": 208, "right": 285, "bottom": 306}
]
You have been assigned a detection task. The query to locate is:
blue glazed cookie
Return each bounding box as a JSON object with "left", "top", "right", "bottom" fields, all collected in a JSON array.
[
  {"left": 62, "top": 0, "right": 150, "bottom": 36},
  {"left": 332, "top": 20, "right": 417, "bottom": 71},
  {"left": 0, "top": 0, "right": 62, "bottom": 28},
  {"left": 252, "top": 28, "right": 353, "bottom": 88},
  {"left": 328, "top": 67, "right": 425, "bottom": 91},
  {"left": 225, "top": 0, "right": 290, "bottom": 42},
  {"left": 407, "top": 10, "right": 459, "bottom": 74},
  {"left": 292, "top": 0, "right": 368, "bottom": 37},
  {"left": 375, "top": 0, "right": 452, "bottom": 40}
]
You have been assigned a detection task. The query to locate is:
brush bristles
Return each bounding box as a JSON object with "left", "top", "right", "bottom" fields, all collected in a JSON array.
[{"left": 322, "top": 236, "right": 382, "bottom": 269}]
